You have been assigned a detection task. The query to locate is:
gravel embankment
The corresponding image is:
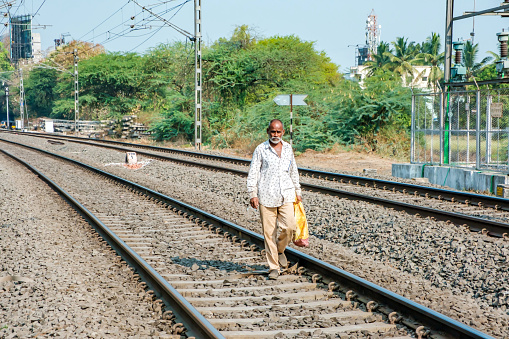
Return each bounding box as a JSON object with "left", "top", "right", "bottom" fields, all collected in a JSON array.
[
  {"left": 1, "top": 134, "right": 509, "bottom": 338},
  {"left": 2, "top": 146, "right": 411, "bottom": 337},
  {"left": 0, "top": 153, "right": 176, "bottom": 338}
]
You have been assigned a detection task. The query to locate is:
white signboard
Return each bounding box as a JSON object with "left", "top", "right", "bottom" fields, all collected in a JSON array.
[
  {"left": 273, "top": 94, "right": 308, "bottom": 106},
  {"left": 491, "top": 102, "right": 503, "bottom": 118}
]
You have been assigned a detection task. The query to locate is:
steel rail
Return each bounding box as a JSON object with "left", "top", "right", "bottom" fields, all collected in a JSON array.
[
  {"left": 3, "top": 130, "right": 509, "bottom": 212},
  {"left": 0, "top": 138, "right": 492, "bottom": 339},
  {"left": 1, "top": 137, "right": 508, "bottom": 237},
  {"left": 0, "top": 148, "right": 224, "bottom": 339}
]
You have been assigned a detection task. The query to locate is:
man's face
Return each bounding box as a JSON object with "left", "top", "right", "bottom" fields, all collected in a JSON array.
[{"left": 267, "top": 122, "right": 284, "bottom": 144}]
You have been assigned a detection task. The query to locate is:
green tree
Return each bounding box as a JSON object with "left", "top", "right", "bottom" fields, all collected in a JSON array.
[
  {"left": 76, "top": 52, "right": 145, "bottom": 117},
  {"left": 143, "top": 41, "right": 195, "bottom": 103},
  {"left": 203, "top": 31, "right": 339, "bottom": 139},
  {"left": 415, "top": 33, "right": 444, "bottom": 91},
  {"left": 25, "top": 67, "right": 58, "bottom": 117},
  {"left": 149, "top": 92, "right": 194, "bottom": 141},
  {"left": 325, "top": 69, "right": 412, "bottom": 151},
  {"left": 462, "top": 41, "right": 492, "bottom": 80},
  {"left": 364, "top": 42, "right": 392, "bottom": 75},
  {"left": 0, "top": 42, "right": 13, "bottom": 71},
  {"left": 386, "top": 37, "right": 419, "bottom": 85}
]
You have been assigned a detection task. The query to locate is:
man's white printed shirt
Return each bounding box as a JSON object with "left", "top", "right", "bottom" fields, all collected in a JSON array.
[{"left": 247, "top": 140, "right": 301, "bottom": 208}]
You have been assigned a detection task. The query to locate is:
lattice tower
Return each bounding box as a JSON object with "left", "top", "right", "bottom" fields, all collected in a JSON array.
[{"left": 365, "top": 9, "right": 380, "bottom": 61}]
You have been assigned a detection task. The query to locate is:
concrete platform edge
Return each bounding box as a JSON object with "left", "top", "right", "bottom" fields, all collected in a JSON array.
[{"left": 392, "top": 163, "right": 509, "bottom": 194}]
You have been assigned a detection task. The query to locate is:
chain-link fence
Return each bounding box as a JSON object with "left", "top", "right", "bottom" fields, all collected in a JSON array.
[
  {"left": 411, "top": 88, "right": 509, "bottom": 171},
  {"left": 412, "top": 92, "right": 442, "bottom": 164}
]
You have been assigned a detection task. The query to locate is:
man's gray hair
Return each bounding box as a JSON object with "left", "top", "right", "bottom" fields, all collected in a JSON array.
[{"left": 268, "top": 119, "right": 284, "bottom": 130}]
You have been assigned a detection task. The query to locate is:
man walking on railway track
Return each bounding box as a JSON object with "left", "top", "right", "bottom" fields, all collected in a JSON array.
[{"left": 247, "top": 119, "right": 302, "bottom": 280}]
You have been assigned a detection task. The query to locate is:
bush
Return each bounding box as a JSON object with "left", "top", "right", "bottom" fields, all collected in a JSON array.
[{"left": 150, "top": 110, "right": 194, "bottom": 141}]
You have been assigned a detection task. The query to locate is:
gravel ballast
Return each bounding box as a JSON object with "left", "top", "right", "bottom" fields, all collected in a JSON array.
[
  {"left": 0, "top": 153, "right": 176, "bottom": 338},
  {"left": 1, "top": 134, "right": 508, "bottom": 338}
]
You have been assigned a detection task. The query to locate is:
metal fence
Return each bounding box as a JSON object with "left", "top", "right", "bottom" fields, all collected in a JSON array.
[{"left": 411, "top": 88, "right": 509, "bottom": 171}]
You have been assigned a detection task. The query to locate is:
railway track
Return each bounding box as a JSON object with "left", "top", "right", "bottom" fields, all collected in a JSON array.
[
  {"left": 2, "top": 131, "right": 509, "bottom": 238},
  {"left": 0, "top": 139, "right": 492, "bottom": 338},
  {"left": 3, "top": 130, "right": 509, "bottom": 207}
]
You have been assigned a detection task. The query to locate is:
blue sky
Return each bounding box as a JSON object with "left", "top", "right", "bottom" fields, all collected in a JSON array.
[{"left": 3, "top": 0, "right": 504, "bottom": 71}]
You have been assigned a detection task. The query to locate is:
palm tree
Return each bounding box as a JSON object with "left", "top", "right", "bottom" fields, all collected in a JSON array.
[
  {"left": 364, "top": 42, "right": 392, "bottom": 76},
  {"left": 462, "top": 41, "right": 493, "bottom": 80},
  {"left": 421, "top": 32, "right": 441, "bottom": 56},
  {"left": 415, "top": 33, "right": 444, "bottom": 92},
  {"left": 486, "top": 50, "right": 501, "bottom": 63},
  {"left": 385, "top": 37, "right": 419, "bottom": 85}
]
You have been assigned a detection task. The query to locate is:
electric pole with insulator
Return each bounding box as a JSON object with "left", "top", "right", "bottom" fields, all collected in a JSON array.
[
  {"left": 19, "top": 68, "right": 25, "bottom": 130},
  {"left": 73, "top": 48, "right": 79, "bottom": 134},
  {"left": 130, "top": 0, "right": 202, "bottom": 149},
  {"left": 194, "top": 0, "right": 202, "bottom": 150},
  {"left": 5, "top": 84, "right": 9, "bottom": 129}
]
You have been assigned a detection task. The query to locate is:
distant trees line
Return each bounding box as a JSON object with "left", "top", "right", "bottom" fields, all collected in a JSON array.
[
  {"left": 0, "top": 26, "right": 501, "bottom": 156},
  {"left": 363, "top": 33, "right": 495, "bottom": 92}
]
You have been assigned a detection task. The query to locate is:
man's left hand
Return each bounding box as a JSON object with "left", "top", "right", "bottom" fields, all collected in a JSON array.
[{"left": 296, "top": 195, "right": 302, "bottom": 203}]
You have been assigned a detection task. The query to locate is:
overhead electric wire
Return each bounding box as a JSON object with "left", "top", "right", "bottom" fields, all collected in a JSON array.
[
  {"left": 93, "top": 0, "right": 190, "bottom": 44},
  {"left": 130, "top": 0, "right": 192, "bottom": 38},
  {"left": 74, "top": 0, "right": 190, "bottom": 56},
  {"left": 77, "top": 2, "right": 130, "bottom": 41},
  {"left": 1, "top": 0, "right": 192, "bottom": 65},
  {"left": 0, "top": 0, "right": 14, "bottom": 39},
  {"left": 79, "top": 0, "right": 186, "bottom": 43},
  {"left": 32, "top": 0, "right": 45, "bottom": 17},
  {"left": 79, "top": 5, "right": 167, "bottom": 46},
  {"left": 145, "top": 0, "right": 179, "bottom": 6},
  {"left": 128, "top": 0, "right": 188, "bottom": 52},
  {"left": 128, "top": 25, "right": 164, "bottom": 52}
]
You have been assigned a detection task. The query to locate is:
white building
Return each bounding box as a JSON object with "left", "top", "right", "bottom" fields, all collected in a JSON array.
[
  {"left": 31, "top": 33, "right": 42, "bottom": 63},
  {"left": 346, "top": 65, "right": 433, "bottom": 90}
]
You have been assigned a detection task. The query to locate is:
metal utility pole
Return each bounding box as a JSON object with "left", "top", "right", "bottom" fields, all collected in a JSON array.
[
  {"left": 19, "top": 68, "right": 25, "bottom": 130},
  {"left": 445, "top": 1, "right": 509, "bottom": 84},
  {"left": 444, "top": 0, "right": 453, "bottom": 84},
  {"left": 194, "top": 0, "right": 202, "bottom": 150},
  {"left": 443, "top": 0, "right": 453, "bottom": 164},
  {"left": 73, "top": 49, "right": 79, "bottom": 135},
  {"left": 5, "top": 84, "right": 9, "bottom": 129},
  {"left": 130, "top": 0, "right": 202, "bottom": 149}
]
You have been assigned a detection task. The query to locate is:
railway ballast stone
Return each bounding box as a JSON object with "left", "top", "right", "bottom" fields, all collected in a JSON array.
[
  {"left": 2, "top": 133, "right": 509, "bottom": 338},
  {"left": 0, "top": 154, "right": 175, "bottom": 337}
]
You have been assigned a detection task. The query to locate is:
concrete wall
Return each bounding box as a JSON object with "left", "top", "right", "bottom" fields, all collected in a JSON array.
[
  {"left": 392, "top": 163, "right": 509, "bottom": 193},
  {"left": 392, "top": 164, "right": 424, "bottom": 179}
]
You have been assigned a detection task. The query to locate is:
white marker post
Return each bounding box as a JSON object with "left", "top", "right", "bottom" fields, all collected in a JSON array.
[
  {"left": 273, "top": 94, "right": 307, "bottom": 146},
  {"left": 125, "top": 152, "right": 137, "bottom": 165}
]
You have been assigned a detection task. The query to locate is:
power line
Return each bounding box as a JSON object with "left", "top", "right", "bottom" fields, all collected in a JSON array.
[
  {"left": 128, "top": 25, "right": 164, "bottom": 52},
  {"left": 32, "top": 0, "right": 45, "bottom": 17},
  {"left": 130, "top": 0, "right": 192, "bottom": 39},
  {"left": 77, "top": 2, "right": 130, "bottom": 41},
  {"left": 78, "top": 0, "right": 187, "bottom": 44},
  {"left": 128, "top": 0, "right": 189, "bottom": 52},
  {"left": 74, "top": 1, "right": 190, "bottom": 56}
]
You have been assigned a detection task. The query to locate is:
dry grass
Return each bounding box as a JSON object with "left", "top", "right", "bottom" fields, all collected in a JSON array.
[{"left": 370, "top": 127, "right": 411, "bottom": 161}]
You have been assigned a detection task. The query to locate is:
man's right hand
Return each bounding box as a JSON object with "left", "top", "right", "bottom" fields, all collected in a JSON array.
[{"left": 250, "top": 197, "right": 259, "bottom": 209}]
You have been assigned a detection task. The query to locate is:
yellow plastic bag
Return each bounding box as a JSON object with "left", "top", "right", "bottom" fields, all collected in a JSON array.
[{"left": 293, "top": 200, "right": 309, "bottom": 247}]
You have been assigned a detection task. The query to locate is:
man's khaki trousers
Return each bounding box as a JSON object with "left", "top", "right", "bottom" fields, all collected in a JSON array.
[{"left": 259, "top": 203, "right": 296, "bottom": 271}]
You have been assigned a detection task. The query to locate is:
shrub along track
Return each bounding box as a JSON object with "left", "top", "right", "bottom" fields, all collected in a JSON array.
[
  {"left": 0, "top": 139, "right": 494, "bottom": 339},
  {"left": 1, "top": 133, "right": 509, "bottom": 337}
]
